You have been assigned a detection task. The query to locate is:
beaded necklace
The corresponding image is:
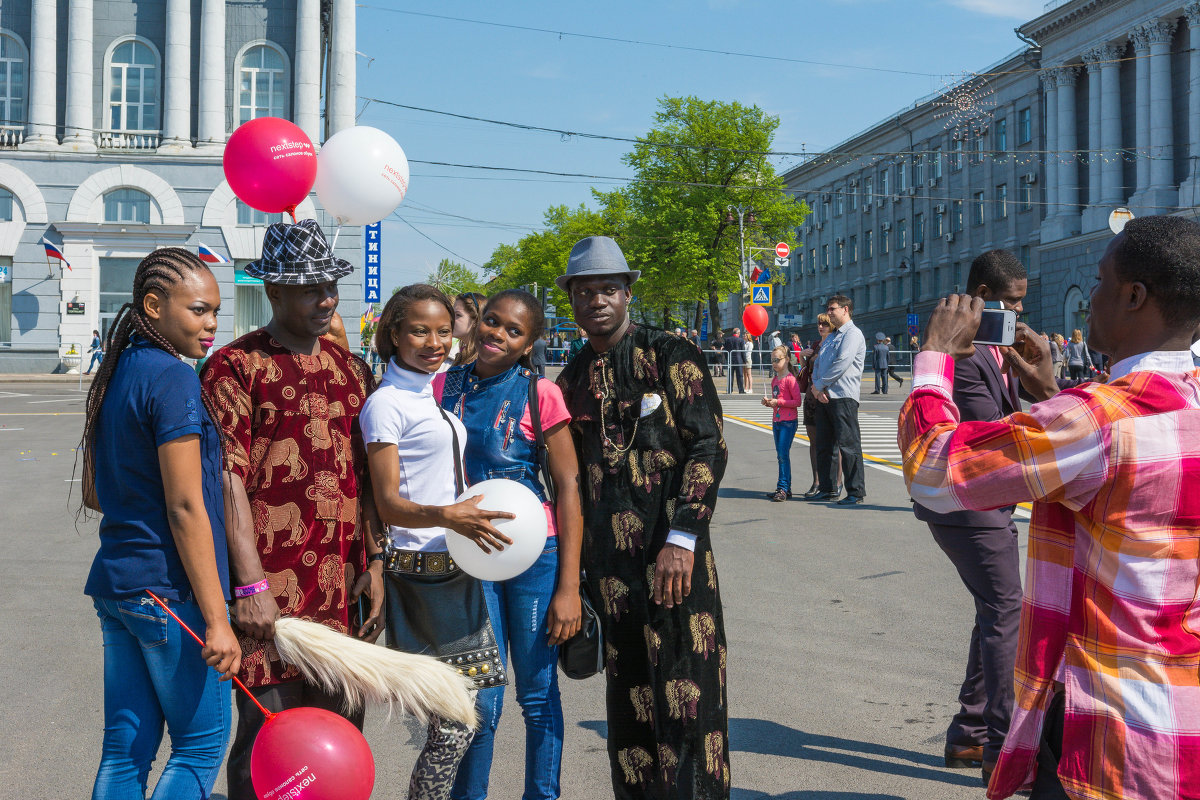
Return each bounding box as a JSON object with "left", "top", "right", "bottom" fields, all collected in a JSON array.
[{"left": 593, "top": 354, "right": 638, "bottom": 457}]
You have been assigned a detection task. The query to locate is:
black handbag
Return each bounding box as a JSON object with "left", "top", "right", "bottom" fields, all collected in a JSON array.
[
  {"left": 381, "top": 406, "right": 506, "bottom": 690},
  {"left": 527, "top": 378, "right": 604, "bottom": 680}
]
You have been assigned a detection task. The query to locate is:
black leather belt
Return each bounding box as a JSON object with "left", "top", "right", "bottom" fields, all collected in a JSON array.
[{"left": 384, "top": 549, "right": 458, "bottom": 575}]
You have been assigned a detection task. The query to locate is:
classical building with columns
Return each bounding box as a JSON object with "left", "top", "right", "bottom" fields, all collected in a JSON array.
[
  {"left": 1022, "top": 0, "right": 1200, "bottom": 336},
  {"left": 766, "top": 0, "right": 1200, "bottom": 348},
  {"left": 0, "top": 0, "right": 362, "bottom": 372}
]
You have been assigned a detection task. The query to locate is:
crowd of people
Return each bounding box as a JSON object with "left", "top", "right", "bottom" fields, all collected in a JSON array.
[
  {"left": 77, "top": 213, "right": 1200, "bottom": 800},
  {"left": 80, "top": 227, "right": 730, "bottom": 800}
]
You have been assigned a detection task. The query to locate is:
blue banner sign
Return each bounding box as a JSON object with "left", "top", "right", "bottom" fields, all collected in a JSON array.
[{"left": 364, "top": 222, "right": 382, "bottom": 303}]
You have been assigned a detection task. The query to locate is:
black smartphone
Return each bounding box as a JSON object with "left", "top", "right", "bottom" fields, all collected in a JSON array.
[
  {"left": 353, "top": 595, "right": 371, "bottom": 634},
  {"left": 973, "top": 308, "right": 1017, "bottom": 346}
]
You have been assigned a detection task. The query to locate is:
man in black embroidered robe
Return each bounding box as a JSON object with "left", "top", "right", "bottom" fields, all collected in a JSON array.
[{"left": 555, "top": 236, "right": 730, "bottom": 800}]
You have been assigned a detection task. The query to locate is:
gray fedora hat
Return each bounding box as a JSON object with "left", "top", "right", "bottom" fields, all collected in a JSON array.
[{"left": 554, "top": 236, "right": 640, "bottom": 291}]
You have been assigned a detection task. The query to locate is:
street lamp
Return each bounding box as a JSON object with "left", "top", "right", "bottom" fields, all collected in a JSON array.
[{"left": 725, "top": 205, "right": 756, "bottom": 288}]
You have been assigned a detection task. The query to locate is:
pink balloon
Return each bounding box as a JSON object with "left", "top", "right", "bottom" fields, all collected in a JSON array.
[
  {"left": 223, "top": 117, "right": 317, "bottom": 215},
  {"left": 251, "top": 707, "right": 374, "bottom": 800},
  {"left": 742, "top": 305, "right": 769, "bottom": 337}
]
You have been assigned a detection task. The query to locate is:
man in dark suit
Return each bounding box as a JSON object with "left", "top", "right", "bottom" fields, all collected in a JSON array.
[
  {"left": 724, "top": 328, "right": 746, "bottom": 392},
  {"left": 912, "top": 250, "right": 1027, "bottom": 782},
  {"left": 530, "top": 334, "right": 548, "bottom": 377}
]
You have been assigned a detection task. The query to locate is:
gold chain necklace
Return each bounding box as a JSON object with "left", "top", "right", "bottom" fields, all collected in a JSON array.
[{"left": 595, "top": 356, "right": 638, "bottom": 457}]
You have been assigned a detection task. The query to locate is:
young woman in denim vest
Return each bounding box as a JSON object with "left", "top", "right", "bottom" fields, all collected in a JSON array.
[{"left": 435, "top": 290, "right": 584, "bottom": 800}]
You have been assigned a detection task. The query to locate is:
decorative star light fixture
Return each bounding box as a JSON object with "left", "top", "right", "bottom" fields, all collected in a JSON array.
[{"left": 934, "top": 72, "right": 996, "bottom": 140}]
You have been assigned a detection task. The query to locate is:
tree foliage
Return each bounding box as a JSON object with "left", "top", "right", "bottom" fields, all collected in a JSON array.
[
  {"left": 423, "top": 258, "right": 486, "bottom": 296},
  {"left": 484, "top": 96, "right": 809, "bottom": 332}
]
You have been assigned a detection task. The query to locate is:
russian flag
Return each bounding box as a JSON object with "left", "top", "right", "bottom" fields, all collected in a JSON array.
[
  {"left": 41, "top": 238, "right": 71, "bottom": 271},
  {"left": 197, "top": 243, "right": 230, "bottom": 264},
  {"left": 751, "top": 263, "right": 770, "bottom": 283}
]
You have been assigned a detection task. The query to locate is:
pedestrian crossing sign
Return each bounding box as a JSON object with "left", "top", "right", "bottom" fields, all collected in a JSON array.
[{"left": 750, "top": 284, "right": 772, "bottom": 306}]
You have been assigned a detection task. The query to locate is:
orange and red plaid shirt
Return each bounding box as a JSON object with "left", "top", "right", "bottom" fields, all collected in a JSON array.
[{"left": 899, "top": 350, "right": 1200, "bottom": 800}]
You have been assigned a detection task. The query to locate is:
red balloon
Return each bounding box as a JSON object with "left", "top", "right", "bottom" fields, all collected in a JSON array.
[
  {"left": 742, "top": 305, "right": 769, "bottom": 337},
  {"left": 251, "top": 707, "right": 374, "bottom": 800},
  {"left": 223, "top": 117, "right": 317, "bottom": 215}
]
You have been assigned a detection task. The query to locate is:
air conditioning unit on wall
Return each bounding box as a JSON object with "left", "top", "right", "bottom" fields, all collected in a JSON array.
[
  {"left": 913, "top": 242, "right": 924, "bottom": 252},
  {"left": 1023, "top": 172, "right": 1038, "bottom": 184},
  {"left": 944, "top": 232, "right": 955, "bottom": 243}
]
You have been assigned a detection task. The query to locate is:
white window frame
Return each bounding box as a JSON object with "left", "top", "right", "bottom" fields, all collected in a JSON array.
[
  {"left": 103, "top": 36, "right": 162, "bottom": 133},
  {"left": 0, "top": 29, "right": 28, "bottom": 132},
  {"left": 104, "top": 188, "right": 153, "bottom": 224},
  {"left": 234, "top": 40, "right": 291, "bottom": 126}
]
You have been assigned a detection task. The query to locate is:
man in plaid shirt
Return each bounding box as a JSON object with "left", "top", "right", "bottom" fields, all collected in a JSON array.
[{"left": 899, "top": 215, "right": 1200, "bottom": 800}]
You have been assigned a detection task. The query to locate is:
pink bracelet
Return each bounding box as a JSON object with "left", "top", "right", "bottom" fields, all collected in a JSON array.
[{"left": 233, "top": 579, "right": 270, "bottom": 598}]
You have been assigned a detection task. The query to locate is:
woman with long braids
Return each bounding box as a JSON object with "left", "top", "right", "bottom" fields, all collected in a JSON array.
[{"left": 80, "top": 248, "right": 239, "bottom": 799}]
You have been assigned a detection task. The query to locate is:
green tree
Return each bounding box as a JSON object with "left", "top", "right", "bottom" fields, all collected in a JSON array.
[
  {"left": 596, "top": 96, "right": 809, "bottom": 333},
  {"left": 424, "top": 258, "right": 486, "bottom": 296}
]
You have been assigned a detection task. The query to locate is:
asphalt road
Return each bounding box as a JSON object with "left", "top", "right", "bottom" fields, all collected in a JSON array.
[{"left": 0, "top": 382, "right": 1018, "bottom": 799}]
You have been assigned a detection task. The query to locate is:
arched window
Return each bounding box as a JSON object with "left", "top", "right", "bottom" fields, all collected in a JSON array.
[
  {"left": 238, "top": 43, "right": 288, "bottom": 125},
  {"left": 0, "top": 31, "right": 27, "bottom": 136},
  {"left": 0, "top": 187, "right": 13, "bottom": 222},
  {"left": 108, "top": 39, "right": 159, "bottom": 132},
  {"left": 104, "top": 188, "right": 152, "bottom": 224}
]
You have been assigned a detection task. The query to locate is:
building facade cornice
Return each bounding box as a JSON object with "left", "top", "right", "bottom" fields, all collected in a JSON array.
[{"left": 1021, "top": 0, "right": 1126, "bottom": 43}]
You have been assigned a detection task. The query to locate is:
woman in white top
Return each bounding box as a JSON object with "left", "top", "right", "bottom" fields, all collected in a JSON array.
[
  {"left": 743, "top": 334, "right": 755, "bottom": 393},
  {"left": 360, "top": 284, "right": 513, "bottom": 800}
]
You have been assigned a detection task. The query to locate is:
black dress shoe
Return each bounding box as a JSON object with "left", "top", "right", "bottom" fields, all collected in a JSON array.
[
  {"left": 836, "top": 495, "right": 864, "bottom": 506},
  {"left": 801, "top": 487, "right": 823, "bottom": 500},
  {"left": 944, "top": 744, "right": 984, "bottom": 768},
  {"left": 804, "top": 492, "right": 834, "bottom": 502}
]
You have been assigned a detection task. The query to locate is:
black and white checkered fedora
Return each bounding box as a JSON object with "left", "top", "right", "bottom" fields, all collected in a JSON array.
[{"left": 243, "top": 219, "right": 353, "bottom": 285}]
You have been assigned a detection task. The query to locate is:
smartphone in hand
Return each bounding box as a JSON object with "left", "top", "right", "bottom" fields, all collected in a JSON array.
[{"left": 973, "top": 308, "right": 1017, "bottom": 346}]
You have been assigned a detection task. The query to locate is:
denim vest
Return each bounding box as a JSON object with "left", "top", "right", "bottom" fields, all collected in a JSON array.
[{"left": 440, "top": 363, "right": 546, "bottom": 502}]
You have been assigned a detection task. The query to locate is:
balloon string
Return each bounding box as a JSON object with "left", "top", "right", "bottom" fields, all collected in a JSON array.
[
  {"left": 144, "top": 590, "right": 276, "bottom": 721},
  {"left": 286, "top": 206, "right": 297, "bottom": 224},
  {"left": 331, "top": 223, "right": 342, "bottom": 249}
]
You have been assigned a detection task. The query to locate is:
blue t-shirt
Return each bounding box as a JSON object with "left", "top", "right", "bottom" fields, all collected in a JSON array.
[{"left": 84, "top": 338, "right": 229, "bottom": 602}]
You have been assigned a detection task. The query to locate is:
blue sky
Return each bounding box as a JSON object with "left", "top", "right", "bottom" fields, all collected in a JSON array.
[{"left": 355, "top": 0, "right": 1047, "bottom": 293}]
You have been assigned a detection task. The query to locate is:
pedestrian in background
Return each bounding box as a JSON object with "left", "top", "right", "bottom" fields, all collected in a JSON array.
[
  {"left": 81, "top": 248, "right": 238, "bottom": 800},
  {"left": 763, "top": 345, "right": 802, "bottom": 501},
  {"left": 451, "top": 292, "right": 487, "bottom": 367},
  {"left": 807, "top": 295, "right": 866, "bottom": 505},
  {"left": 724, "top": 328, "right": 746, "bottom": 392},
  {"left": 710, "top": 328, "right": 726, "bottom": 378},
  {"left": 871, "top": 333, "right": 891, "bottom": 395},
  {"left": 1064, "top": 329, "right": 1092, "bottom": 380},
  {"left": 689, "top": 328, "right": 702, "bottom": 351},
  {"left": 789, "top": 332, "right": 803, "bottom": 362},
  {"left": 743, "top": 333, "right": 755, "bottom": 393},
  {"left": 567, "top": 326, "right": 588, "bottom": 362},
  {"left": 1047, "top": 331, "right": 1062, "bottom": 378},
  {"left": 530, "top": 333, "right": 548, "bottom": 378},
  {"left": 85, "top": 329, "right": 104, "bottom": 375},
  {"left": 799, "top": 314, "right": 839, "bottom": 498},
  {"left": 883, "top": 337, "right": 905, "bottom": 386}
]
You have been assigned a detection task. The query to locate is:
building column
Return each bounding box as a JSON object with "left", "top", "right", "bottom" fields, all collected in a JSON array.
[
  {"left": 25, "top": 0, "right": 57, "bottom": 147},
  {"left": 1130, "top": 24, "right": 1153, "bottom": 200},
  {"left": 295, "top": 0, "right": 321, "bottom": 145},
  {"left": 1147, "top": 18, "right": 1177, "bottom": 206},
  {"left": 1182, "top": 3, "right": 1200, "bottom": 206},
  {"left": 328, "top": 0, "right": 356, "bottom": 136},
  {"left": 63, "top": 0, "right": 95, "bottom": 152},
  {"left": 1098, "top": 43, "right": 1124, "bottom": 206},
  {"left": 1042, "top": 71, "right": 1059, "bottom": 222},
  {"left": 197, "top": 0, "right": 226, "bottom": 147},
  {"left": 1050, "top": 66, "right": 1081, "bottom": 239},
  {"left": 161, "top": 0, "right": 192, "bottom": 149},
  {"left": 1083, "top": 50, "right": 1104, "bottom": 208}
]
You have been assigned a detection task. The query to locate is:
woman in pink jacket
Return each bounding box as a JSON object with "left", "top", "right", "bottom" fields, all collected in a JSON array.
[{"left": 762, "top": 345, "right": 803, "bottom": 501}]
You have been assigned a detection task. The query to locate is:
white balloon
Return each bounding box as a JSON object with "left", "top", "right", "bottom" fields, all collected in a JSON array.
[
  {"left": 446, "top": 479, "right": 548, "bottom": 582},
  {"left": 314, "top": 125, "right": 410, "bottom": 226}
]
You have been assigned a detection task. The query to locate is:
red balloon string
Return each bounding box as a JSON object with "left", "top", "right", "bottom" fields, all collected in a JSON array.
[
  {"left": 286, "top": 206, "right": 297, "bottom": 224},
  {"left": 144, "top": 590, "right": 276, "bottom": 721}
]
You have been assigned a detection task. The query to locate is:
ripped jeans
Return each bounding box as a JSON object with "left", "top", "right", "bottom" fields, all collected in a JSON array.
[{"left": 451, "top": 543, "right": 562, "bottom": 800}]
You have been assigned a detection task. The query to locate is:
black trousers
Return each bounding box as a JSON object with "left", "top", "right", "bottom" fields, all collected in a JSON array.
[
  {"left": 731, "top": 362, "right": 744, "bottom": 392},
  {"left": 1030, "top": 689, "right": 1070, "bottom": 799},
  {"left": 811, "top": 397, "right": 865, "bottom": 497},
  {"left": 227, "top": 680, "right": 365, "bottom": 800},
  {"left": 927, "top": 519, "right": 1022, "bottom": 764}
]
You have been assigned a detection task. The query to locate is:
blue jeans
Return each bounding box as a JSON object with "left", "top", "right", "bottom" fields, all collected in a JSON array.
[
  {"left": 452, "top": 543, "right": 563, "bottom": 800},
  {"left": 773, "top": 418, "right": 798, "bottom": 492},
  {"left": 87, "top": 351, "right": 104, "bottom": 373},
  {"left": 92, "top": 596, "right": 231, "bottom": 800}
]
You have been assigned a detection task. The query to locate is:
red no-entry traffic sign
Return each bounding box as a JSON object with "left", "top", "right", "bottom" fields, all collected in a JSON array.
[{"left": 775, "top": 242, "right": 790, "bottom": 259}]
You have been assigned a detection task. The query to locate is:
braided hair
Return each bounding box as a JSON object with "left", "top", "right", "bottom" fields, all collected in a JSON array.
[{"left": 77, "top": 247, "right": 218, "bottom": 514}]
